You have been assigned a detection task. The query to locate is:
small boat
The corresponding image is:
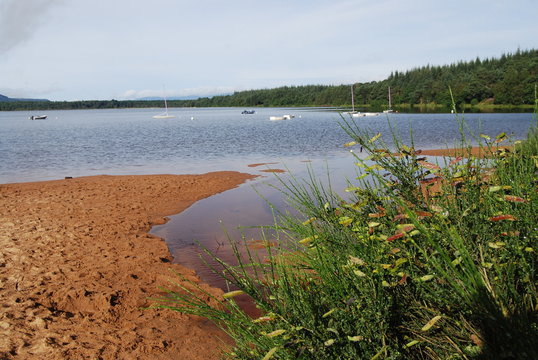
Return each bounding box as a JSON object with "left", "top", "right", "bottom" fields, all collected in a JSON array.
[
  {"left": 241, "top": 110, "right": 255, "bottom": 114},
  {"left": 269, "top": 114, "right": 294, "bottom": 121},
  {"left": 29, "top": 115, "right": 47, "bottom": 120},
  {"left": 342, "top": 85, "right": 380, "bottom": 116},
  {"left": 153, "top": 90, "right": 175, "bottom": 119},
  {"left": 352, "top": 112, "right": 380, "bottom": 117}
]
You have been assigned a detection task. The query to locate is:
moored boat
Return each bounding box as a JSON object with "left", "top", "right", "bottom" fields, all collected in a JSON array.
[
  {"left": 270, "top": 114, "right": 294, "bottom": 121},
  {"left": 383, "top": 86, "right": 395, "bottom": 113},
  {"left": 342, "top": 85, "right": 359, "bottom": 115},
  {"left": 352, "top": 112, "right": 380, "bottom": 117},
  {"left": 29, "top": 115, "right": 47, "bottom": 120},
  {"left": 153, "top": 89, "right": 176, "bottom": 119}
]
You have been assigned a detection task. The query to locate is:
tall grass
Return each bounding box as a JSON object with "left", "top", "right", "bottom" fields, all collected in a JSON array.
[{"left": 154, "top": 99, "right": 537, "bottom": 359}]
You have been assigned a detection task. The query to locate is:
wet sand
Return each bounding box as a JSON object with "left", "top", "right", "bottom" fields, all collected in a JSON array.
[{"left": 0, "top": 172, "right": 255, "bottom": 359}]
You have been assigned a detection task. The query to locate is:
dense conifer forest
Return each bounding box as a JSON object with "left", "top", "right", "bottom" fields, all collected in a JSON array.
[{"left": 1, "top": 49, "right": 536, "bottom": 111}]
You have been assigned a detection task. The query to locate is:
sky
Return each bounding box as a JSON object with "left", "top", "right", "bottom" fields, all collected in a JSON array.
[{"left": 0, "top": 0, "right": 536, "bottom": 101}]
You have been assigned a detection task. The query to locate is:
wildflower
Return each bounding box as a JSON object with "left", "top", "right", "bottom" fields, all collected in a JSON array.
[
  {"left": 415, "top": 211, "right": 433, "bottom": 218},
  {"left": 262, "top": 347, "right": 279, "bottom": 360},
  {"left": 421, "top": 315, "right": 442, "bottom": 331},
  {"left": 223, "top": 290, "right": 245, "bottom": 299},
  {"left": 348, "top": 255, "right": 366, "bottom": 266},
  {"left": 495, "top": 132, "right": 507, "bottom": 143},
  {"left": 368, "top": 212, "right": 385, "bottom": 218},
  {"left": 404, "top": 340, "right": 420, "bottom": 349},
  {"left": 396, "top": 224, "right": 415, "bottom": 232},
  {"left": 500, "top": 231, "right": 520, "bottom": 236},
  {"left": 253, "top": 316, "right": 274, "bottom": 323},
  {"left": 339, "top": 216, "right": 353, "bottom": 227},
  {"left": 354, "top": 270, "right": 367, "bottom": 277},
  {"left": 299, "top": 235, "right": 318, "bottom": 245},
  {"left": 369, "top": 132, "right": 381, "bottom": 143},
  {"left": 489, "top": 214, "right": 517, "bottom": 221},
  {"left": 387, "top": 232, "right": 405, "bottom": 242},
  {"left": 302, "top": 217, "right": 316, "bottom": 225},
  {"left": 417, "top": 160, "right": 441, "bottom": 170},
  {"left": 503, "top": 195, "right": 527, "bottom": 203},
  {"left": 265, "top": 329, "right": 286, "bottom": 338},
  {"left": 419, "top": 275, "right": 434, "bottom": 282}
]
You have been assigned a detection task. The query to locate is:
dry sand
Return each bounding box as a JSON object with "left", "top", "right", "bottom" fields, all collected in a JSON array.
[{"left": 0, "top": 172, "right": 255, "bottom": 360}]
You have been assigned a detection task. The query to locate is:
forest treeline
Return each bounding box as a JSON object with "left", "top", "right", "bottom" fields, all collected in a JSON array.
[{"left": 1, "top": 49, "right": 537, "bottom": 111}]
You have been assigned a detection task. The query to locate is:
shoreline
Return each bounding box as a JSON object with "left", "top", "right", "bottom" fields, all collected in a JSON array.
[
  {"left": 0, "top": 172, "right": 255, "bottom": 359},
  {"left": 419, "top": 145, "right": 512, "bottom": 157},
  {"left": 0, "top": 144, "right": 513, "bottom": 358}
]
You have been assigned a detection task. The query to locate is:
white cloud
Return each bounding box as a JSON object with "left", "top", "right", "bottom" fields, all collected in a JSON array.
[
  {"left": 0, "top": 0, "right": 64, "bottom": 54},
  {"left": 0, "top": 0, "right": 536, "bottom": 100}
]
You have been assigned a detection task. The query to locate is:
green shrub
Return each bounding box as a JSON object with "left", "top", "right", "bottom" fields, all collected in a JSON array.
[{"left": 154, "top": 108, "right": 537, "bottom": 359}]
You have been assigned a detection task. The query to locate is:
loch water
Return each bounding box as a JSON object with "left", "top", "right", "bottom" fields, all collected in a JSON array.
[{"left": 1, "top": 107, "right": 535, "bottom": 290}]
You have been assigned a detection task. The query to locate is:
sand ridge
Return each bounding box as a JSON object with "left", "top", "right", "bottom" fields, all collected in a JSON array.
[{"left": 0, "top": 172, "right": 255, "bottom": 359}]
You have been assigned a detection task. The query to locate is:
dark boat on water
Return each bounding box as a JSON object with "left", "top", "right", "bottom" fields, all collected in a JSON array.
[{"left": 241, "top": 110, "right": 255, "bottom": 114}]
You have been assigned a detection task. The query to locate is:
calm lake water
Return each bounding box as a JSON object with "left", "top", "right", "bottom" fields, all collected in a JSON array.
[{"left": 1, "top": 107, "right": 535, "bottom": 290}]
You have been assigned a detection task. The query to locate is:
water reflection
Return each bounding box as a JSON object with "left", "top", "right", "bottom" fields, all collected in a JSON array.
[{"left": 150, "top": 157, "right": 356, "bottom": 293}]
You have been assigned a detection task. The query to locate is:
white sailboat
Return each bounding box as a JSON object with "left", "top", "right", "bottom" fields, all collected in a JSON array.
[
  {"left": 353, "top": 112, "right": 380, "bottom": 117},
  {"left": 343, "top": 84, "right": 380, "bottom": 117},
  {"left": 342, "top": 85, "right": 358, "bottom": 115},
  {"left": 153, "top": 90, "right": 175, "bottom": 119},
  {"left": 269, "top": 114, "right": 294, "bottom": 121},
  {"left": 383, "top": 87, "right": 394, "bottom": 113}
]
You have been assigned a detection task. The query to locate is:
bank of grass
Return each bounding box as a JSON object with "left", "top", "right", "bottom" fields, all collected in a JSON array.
[{"left": 155, "top": 106, "right": 537, "bottom": 359}]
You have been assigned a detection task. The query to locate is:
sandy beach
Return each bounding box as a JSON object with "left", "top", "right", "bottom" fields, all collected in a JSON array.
[
  {"left": 0, "top": 144, "right": 510, "bottom": 359},
  {"left": 0, "top": 172, "right": 255, "bottom": 359}
]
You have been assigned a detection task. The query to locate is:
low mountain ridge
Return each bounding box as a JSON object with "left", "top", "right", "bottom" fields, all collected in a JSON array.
[{"left": 0, "top": 93, "right": 49, "bottom": 102}]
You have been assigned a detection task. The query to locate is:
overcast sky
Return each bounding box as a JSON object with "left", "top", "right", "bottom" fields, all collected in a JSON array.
[{"left": 0, "top": 0, "right": 536, "bottom": 101}]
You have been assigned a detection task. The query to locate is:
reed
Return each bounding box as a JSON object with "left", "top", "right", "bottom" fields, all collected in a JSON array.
[{"left": 154, "top": 94, "right": 537, "bottom": 359}]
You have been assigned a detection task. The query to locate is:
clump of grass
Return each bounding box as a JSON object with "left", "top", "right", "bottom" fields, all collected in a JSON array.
[{"left": 154, "top": 103, "right": 537, "bottom": 359}]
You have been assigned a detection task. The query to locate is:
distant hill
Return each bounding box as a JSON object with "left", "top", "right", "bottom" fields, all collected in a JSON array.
[
  {"left": 188, "top": 48, "right": 537, "bottom": 109},
  {"left": 1, "top": 49, "right": 536, "bottom": 111},
  {"left": 0, "top": 93, "right": 49, "bottom": 102}
]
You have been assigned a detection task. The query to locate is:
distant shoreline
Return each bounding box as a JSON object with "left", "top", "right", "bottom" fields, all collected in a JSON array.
[{"left": 0, "top": 101, "right": 534, "bottom": 113}]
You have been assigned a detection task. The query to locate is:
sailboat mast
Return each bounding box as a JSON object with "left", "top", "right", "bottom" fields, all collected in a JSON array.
[
  {"left": 388, "top": 87, "right": 392, "bottom": 109},
  {"left": 351, "top": 85, "right": 355, "bottom": 112}
]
